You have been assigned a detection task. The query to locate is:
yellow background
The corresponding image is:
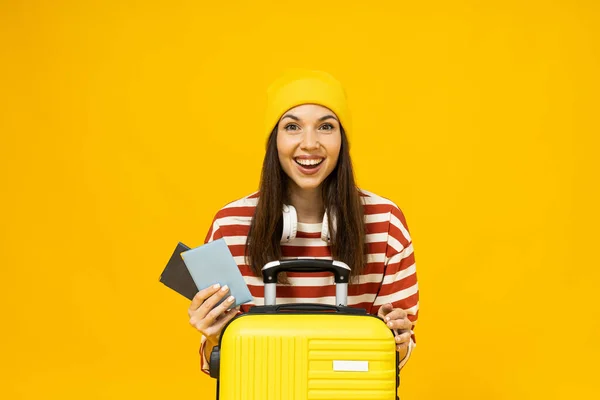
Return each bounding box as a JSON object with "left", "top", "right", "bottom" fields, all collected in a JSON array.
[{"left": 1, "top": 1, "right": 598, "bottom": 399}]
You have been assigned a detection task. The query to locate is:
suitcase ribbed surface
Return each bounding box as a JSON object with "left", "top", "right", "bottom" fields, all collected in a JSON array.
[{"left": 218, "top": 314, "right": 397, "bottom": 400}]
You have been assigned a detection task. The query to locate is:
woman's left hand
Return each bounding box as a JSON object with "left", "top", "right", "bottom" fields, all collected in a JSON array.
[{"left": 377, "top": 303, "right": 412, "bottom": 353}]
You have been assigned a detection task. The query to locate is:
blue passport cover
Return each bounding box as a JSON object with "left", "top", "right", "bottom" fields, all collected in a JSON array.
[{"left": 180, "top": 238, "right": 253, "bottom": 308}]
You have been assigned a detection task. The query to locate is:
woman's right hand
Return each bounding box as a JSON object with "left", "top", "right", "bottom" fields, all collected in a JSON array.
[{"left": 188, "top": 283, "right": 240, "bottom": 347}]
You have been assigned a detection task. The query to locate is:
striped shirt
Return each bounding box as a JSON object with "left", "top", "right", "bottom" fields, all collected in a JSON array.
[{"left": 199, "top": 189, "right": 419, "bottom": 372}]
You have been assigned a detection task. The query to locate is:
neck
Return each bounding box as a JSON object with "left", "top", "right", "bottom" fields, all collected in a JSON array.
[{"left": 287, "top": 184, "right": 324, "bottom": 223}]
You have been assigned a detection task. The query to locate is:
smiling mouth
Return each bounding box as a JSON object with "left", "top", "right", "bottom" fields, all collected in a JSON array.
[{"left": 294, "top": 158, "right": 324, "bottom": 169}]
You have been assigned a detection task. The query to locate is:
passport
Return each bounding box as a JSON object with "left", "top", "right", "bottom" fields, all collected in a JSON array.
[
  {"left": 159, "top": 242, "right": 197, "bottom": 300},
  {"left": 180, "top": 238, "right": 253, "bottom": 308}
]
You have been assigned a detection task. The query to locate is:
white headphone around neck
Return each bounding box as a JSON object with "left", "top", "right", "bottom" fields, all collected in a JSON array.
[{"left": 281, "top": 204, "right": 334, "bottom": 243}]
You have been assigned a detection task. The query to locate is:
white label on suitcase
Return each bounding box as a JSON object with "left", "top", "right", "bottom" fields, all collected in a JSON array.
[{"left": 333, "top": 360, "right": 369, "bottom": 372}]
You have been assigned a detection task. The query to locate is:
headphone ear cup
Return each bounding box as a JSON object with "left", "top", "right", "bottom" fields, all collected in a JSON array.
[
  {"left": 281, "top": 204, "right": 298, "bottom": 243},
  {"left": 321, "top": 210, "right": 332, "bottom": 243}
]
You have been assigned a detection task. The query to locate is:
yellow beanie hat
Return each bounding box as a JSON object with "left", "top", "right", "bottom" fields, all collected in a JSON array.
[{"left": 264, "top": 69, "right": 352, "bottom": 141}]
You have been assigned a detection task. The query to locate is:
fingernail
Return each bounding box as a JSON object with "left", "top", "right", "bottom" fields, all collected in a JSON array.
[
  {"left": 385, "top": 316, "right": 390, "bottom": 322},
  {"left": 221, "top": 285, "right": 229, "bottom": 292},
  {"left": 227, "top": 296, "right": 235, "bottom": 303},
  {"left": 388, "top": 322, "right": 393, "bottom": 327},
  {"left": 213, "top": 284, "right": 220, "bottom": 289}
]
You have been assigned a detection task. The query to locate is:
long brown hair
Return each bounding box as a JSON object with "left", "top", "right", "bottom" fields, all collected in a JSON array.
[{"left": 245, "top": 125, "right": 366, "bottom": 283}]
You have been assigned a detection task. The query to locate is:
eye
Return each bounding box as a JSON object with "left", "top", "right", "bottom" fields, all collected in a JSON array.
[
  {"left": 284, "top": 123, "right": 300, "bottom": 131},
  {"left": 319, "top": 123, "right": 334, "bottom": 131}
]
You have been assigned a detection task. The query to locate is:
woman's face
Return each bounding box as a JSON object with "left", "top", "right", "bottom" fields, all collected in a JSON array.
[{"left": 276, "top": 104, "right": 342, "bottom": 192}]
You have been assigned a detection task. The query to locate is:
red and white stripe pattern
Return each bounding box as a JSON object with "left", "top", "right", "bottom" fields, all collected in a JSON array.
[{"left": 199, "top": 189, "right": 419, "bottom": 372}]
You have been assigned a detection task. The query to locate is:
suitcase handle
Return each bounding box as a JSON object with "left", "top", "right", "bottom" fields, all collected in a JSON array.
[
  {"left": 261, "top": 259, "right": 351, "bottom": 306},
  {"left": 262, "top": 259, "right": 351, "bottom": 283},
  {"left": 247, "top": 303, "right": 367, "bottom": 315}
]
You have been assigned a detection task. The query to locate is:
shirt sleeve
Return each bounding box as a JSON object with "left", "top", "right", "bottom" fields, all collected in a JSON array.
[
  {"left": 370, "top": 205, "right": 419, "bottom": 370},
  {"left": 198, "top": 216, "right": 224, "bottom": 375}
]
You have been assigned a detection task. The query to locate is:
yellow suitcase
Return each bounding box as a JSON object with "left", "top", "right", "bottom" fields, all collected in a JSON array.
[{"left": 209, "top": 259, "right": 400, "bottom": 400}]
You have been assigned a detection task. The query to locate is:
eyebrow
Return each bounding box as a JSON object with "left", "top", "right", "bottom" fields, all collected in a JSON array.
[
  {"left": 318, "top": 114, "right": 338, "bottom": 122},
  {"left": 280, "top": 114, "right": 339, "bottom": 122}
]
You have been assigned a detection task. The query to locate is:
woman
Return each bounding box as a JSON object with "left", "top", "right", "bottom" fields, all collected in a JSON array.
[{"left": 187, "top": 69, "right": 419, "bottom": 375}]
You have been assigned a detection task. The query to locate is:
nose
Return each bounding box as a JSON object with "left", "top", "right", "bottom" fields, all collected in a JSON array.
[{"left": 301, "top": 127, "right": 320, "bottom": 150}]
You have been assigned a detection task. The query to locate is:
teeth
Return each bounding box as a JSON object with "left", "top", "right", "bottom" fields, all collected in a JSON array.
[{"left": 296, "top": 158, "right": 323, "bottom": 166}]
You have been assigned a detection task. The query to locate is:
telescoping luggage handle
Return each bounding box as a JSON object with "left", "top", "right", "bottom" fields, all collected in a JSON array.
[{"left": 261, "top": 259, "right": 351, "bottom": 306}]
